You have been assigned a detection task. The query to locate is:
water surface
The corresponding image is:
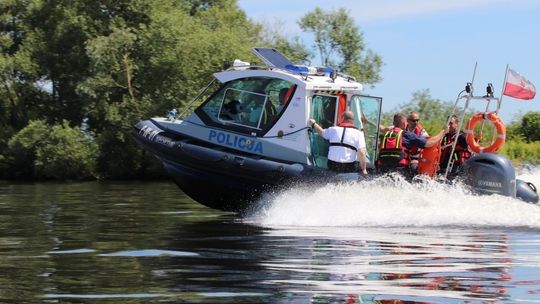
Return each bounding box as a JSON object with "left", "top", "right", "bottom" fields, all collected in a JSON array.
[{"left": 1, "top": 169, "right": 540, "bottom": 303}]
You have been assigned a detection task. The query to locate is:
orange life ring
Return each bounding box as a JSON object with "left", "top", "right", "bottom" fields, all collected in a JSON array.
[{"left": 465, "top": 112, "right": 506, "bottom": 153}]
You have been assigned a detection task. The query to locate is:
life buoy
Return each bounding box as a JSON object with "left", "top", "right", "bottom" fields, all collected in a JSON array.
[{"left": 465, "top": 112, "right": 506, "bottom": 153}]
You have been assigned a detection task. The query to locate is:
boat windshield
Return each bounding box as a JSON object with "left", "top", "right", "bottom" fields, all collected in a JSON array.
[{"left": 195, "top": 77, "right": 296, "bottom": 134}]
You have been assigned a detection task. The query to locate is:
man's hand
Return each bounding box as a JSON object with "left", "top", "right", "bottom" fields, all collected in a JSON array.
[{"left": 443, "top": 125, "right": 450, "bottom": 133}]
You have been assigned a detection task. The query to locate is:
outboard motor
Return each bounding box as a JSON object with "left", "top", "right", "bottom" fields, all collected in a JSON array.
[
  {"left": 462, "top": 153, "right": 538, "bottom": 203},
  {"left": 462, "top": 153, "right": 516, "bottom": 197}
]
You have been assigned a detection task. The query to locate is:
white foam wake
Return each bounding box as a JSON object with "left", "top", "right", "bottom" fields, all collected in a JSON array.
[{"left": 247, "top": 169, "right": 540, "bottom": 229}]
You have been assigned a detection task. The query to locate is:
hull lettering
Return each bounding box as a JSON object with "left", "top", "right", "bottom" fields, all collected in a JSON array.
[{"left": 208, "top": 130, "right": 263, "bottom": 154}]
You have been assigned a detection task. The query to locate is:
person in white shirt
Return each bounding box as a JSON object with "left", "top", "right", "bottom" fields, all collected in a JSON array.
[{"left": 309, "top": 111, "right": 368, "bottom": 174}]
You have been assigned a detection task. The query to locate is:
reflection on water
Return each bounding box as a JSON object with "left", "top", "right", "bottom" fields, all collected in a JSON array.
[
  {"left": 255, "top": 227, "right": 517, "bottom": 303},
  {"left": 1, "top": 179, "right": 540, "bottom": 303}
]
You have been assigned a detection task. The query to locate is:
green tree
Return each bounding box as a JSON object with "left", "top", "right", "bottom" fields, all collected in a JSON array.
[
  {"left": 393, "top": 89, "right": 452, "bottom": 134},
  {"left": 0, "top": 0, "right": 47, "bottom": 135},
  {"left": 34, "top": 120, "right": 97, "bottom": 179},
  {"left": 505, "top": 119, "right": 523, "bottom": 141},
  {"left": 6, "top": 120, "right": 48, "bottom": 178},
  {"left": 25, "top": 0, "right": 154, "bottom": 125},
  {"left": 500, "top": 137, "right": 540, "bottom": 165},
  {"left": 390, "top": 89, "right": 479, "bottom": 135},
  {"left": 298, "top": 7, "right": 382, "bottom": 84},
  {"left": 520, "top": 111, "right": 540, "bottom": 142},
  {"left": 78, "top": 0, "right": 263, "bottom": 177},
  {"left": 7, "top": 120, "right": 97, "bottom": 179},
  {"left": 256, "top": 19, "right": 311, "bottom": 64}
]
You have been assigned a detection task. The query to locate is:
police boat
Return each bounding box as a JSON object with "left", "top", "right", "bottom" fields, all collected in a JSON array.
[{"left": 133, "top": 48, "right": 538, "bottom": 212}]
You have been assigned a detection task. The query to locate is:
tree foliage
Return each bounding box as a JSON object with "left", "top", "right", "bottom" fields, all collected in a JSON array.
[
  {"left": 5, "top": 120, "right": 48, "bottom": 178},
  {"left": 389, "top": 89, "right": 488, "bottom": 136},
  {"left": 298, "top": 7, "right": 382, "bottom": 84},
  {"left": 6, "top": 120, "right": 97, "bottom": 179},
  {"left": 256, "top": 19, "right": 311, "bottom": 64},
  {"left": 500, "top": 137, "right": 540, "bottom": 165},
  {"left": 520, "top": 112, "right": 540, "bottom": 142},
  {"left": 34, "top": 121, "right": 98, "bottom": 179},
  {"left": 0, "top": 0, "right": 44, "bottom": 131}
]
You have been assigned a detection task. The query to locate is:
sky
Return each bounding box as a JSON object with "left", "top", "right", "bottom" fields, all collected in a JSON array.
[{"left": 237, "top": 0, "right": 540, "bottom": 122}]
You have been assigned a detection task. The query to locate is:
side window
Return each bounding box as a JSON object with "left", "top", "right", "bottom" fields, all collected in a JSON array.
[
  {"left": 196, "top": 77, "right": 295, "bottom": 134},
  {"left": 312, "top": 95, "right": 337, "bottom": 128}
]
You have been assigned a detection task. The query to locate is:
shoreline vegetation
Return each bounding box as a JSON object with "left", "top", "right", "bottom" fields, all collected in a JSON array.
[{"left": 1, "top": 1, "right": 538, "bottom": 181}]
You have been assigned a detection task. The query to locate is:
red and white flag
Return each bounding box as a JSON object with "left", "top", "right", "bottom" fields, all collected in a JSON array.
[{"left": 503, "top": 68, "right": 536, "bottom": 100}]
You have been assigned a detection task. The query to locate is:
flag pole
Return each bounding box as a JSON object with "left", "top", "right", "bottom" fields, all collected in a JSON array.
[{"left": 497, "top": 64, "right": 509, "bottom": 113}]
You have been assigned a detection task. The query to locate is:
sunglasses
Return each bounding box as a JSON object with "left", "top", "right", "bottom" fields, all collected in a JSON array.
[{"left": 408, "top": 119, "right": 420, "bottom": 122}]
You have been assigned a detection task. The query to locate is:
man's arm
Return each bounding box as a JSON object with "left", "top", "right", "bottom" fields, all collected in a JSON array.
[
  {"left": 357, "top": 148, "right": 368, "bottom": 175},
  {"left": 425, "top": 127, "right": 448, "bottom": 147},
  {"left": 308, "top": 118, "right": 324, "bottom": 137}
]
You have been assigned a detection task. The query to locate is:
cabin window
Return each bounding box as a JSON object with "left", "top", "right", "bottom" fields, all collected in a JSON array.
[
  {"left": 196, "top": 77, "right": 295, "bottom": 135},
  {"left": 312, "top": 95, "right": 337, "bottom": 128},
  {"left": 309, "top": 94, "right": 338, "bottom": 168}
]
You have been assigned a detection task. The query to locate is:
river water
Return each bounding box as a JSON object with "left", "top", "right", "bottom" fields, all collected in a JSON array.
[{"left": 1, "top": 168, "right": 540, "bottom": 303}]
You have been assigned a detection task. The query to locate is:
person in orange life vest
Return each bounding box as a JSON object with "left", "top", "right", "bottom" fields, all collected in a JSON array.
[
  {"left": 405, "top": 111, "right": 429, "bottom": 173},
  {"left": 378, "top": 113, "right": 446, "bottom": 176},
  {"left": 309, "top": 111, "right": 368, "bottom": 174},
  {"left": 439, "top": 114, "right": 471, "bottom": 176},
  {"left": 406, "top": 111, "right": 429, "bottom": 136}
]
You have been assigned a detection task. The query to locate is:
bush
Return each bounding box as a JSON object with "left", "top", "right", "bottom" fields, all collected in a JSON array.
[
  {"left": 7, "top": 120, "right": 49, "bottom": 178},
  {"left": 500, "top": 138, "right": 540, "bottom": 165},
  {"left": 35, "top": 121, "right": 98, "bottom": 179},
  {"left": 94, "top": 128, "right": 167, "bottom": 180},
  {"left": 95, "top": 129, "right": 140, "bottom": 179},
  {"left": 7, "top": 120, "right": 98, "bottom": 179},
  {"left": 521, "top": 112, "right": 540, "bottom": 142},
  {"left": 0, "top": 125, "right": 16, "bottom": 178}
]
